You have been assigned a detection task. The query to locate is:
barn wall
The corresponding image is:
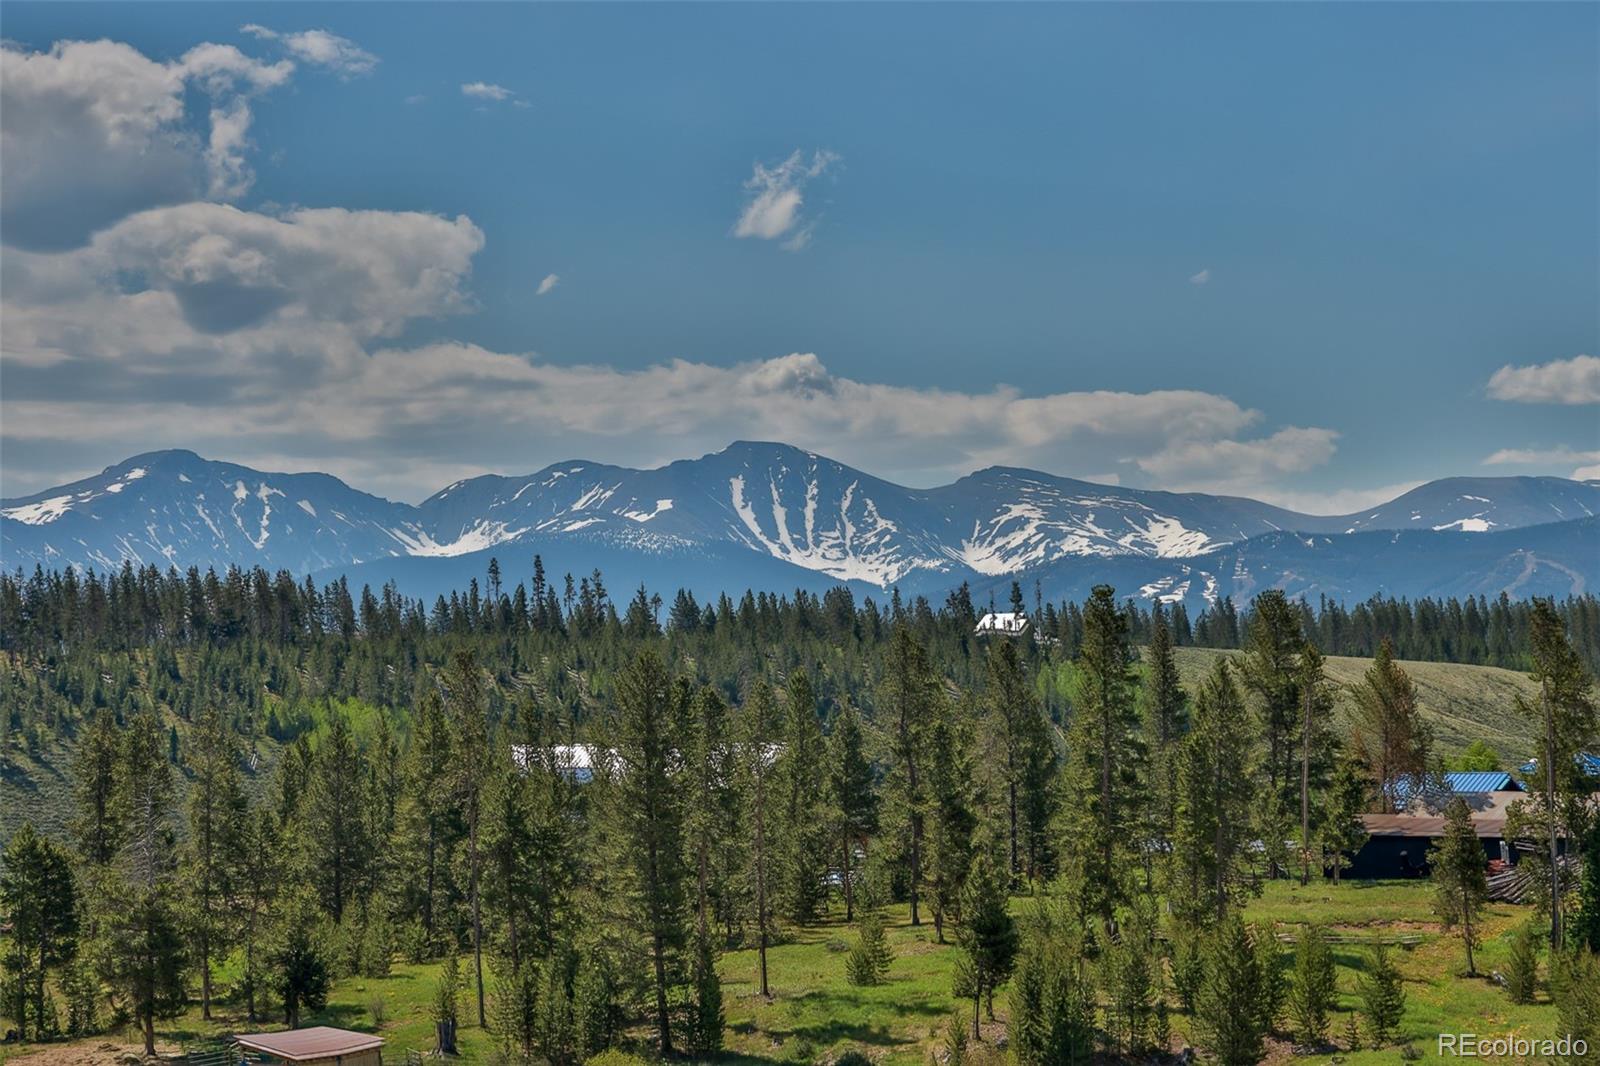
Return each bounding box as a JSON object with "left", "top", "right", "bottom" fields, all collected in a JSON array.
[{"left": 1347, "top": 835, "right": 1503, "bottom": 880}]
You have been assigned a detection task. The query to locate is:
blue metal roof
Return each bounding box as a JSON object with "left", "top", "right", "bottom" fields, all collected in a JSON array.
[
  {"left": 1392, "top": 771, "right": 1520, "bottom": 809},
  {"left": 1517, "top": 752, "right": 1600, "bottom": 777},
  {"left": 1442, "top": 771, "right": 1515, "bottom": 793}
]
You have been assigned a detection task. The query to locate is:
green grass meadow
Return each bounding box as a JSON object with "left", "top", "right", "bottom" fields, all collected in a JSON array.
[{"left": 4, "top": 879, "right": 1571, "bottom": 1066}]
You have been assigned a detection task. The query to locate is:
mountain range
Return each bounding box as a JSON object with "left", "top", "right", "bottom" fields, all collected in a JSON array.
[{"left": 3, "top": 442, "right": 1596, "bottom": 610}]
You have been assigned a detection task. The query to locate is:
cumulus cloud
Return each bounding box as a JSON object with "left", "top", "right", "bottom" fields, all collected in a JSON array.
[
  {"left": 2, "top": 201, "right": 484, "bottom": 379},
  {"left": 0, "top": 37, "right": 295, "bottom": 247},
  {"left": 1189, "top": 268, "right": 1210, "bottom": 285},
  {"left": 733, "top": 149, "right": 840, "bottom": 250},
  {"left": 1483, "top": 446, "right": 1600, "bottom": 481},
  {"left": 1135, "top": 426, "right": 1341, "bottom": 495},
  {"left": 1482, "top": 446, "right": 1600, "bottom": 466},
  {"left": 1249, "top": 481, "right": 1427, "bottom": 516},
  {"left": 537, "top": 273, "right": 560, "bottom": 296},
  {"left": 1486, "top": 354, "right": 1600, "bottom": 405},
  {"left": 2, "top": 220, "right": 1346, "bottom": 508},
  {"left": 240, "top": 25, "right": 378, "bottom": 78},
  {"left": 461, "top": 81, "right": 513, "bottom": 101}
]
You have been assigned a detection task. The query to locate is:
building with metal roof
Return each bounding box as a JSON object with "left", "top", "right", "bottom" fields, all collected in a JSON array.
[
  {"left": 235, "top": 1026, "right": 384, "bottom": 1066},
  {"left": 1517, "top": 752, "right": 1600, "bottom": 781},
  {"left": 975, "top": 612, "right": 1030, "bottom": 637},
  {"left": 1392, "top": 771, "right": 1522, "bottom": 811}
]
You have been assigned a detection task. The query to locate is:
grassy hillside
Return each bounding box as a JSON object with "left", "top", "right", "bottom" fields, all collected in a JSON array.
[
  {"left": 1171, "top": 646, "right": 1540, "bottom": 764},
  {"left": 1, "top": 881, "right": 1562, "bottom": 1066}
]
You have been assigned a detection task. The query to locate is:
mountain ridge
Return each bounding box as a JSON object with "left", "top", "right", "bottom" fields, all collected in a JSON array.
[{"left": 4, "top": 442, "right": 1597, "bottom": 609}]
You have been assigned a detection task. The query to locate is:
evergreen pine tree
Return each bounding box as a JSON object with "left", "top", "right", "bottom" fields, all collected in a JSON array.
[
  {"left": 776, "top": 670, "right": 830, "bottom": 924},
  {"left": 1059, "top": 585, "right": 1144, "bottom": 930},
  {"left": 0, "top": 824, "right": 79, "bottom": 1041},
  {"left": 1428, "top": 797, "right": 1488, "bottom": 975},
  {"left": 686, "top": 926, "right": 724, "bottom": 1057},
  {"left": 1503, "top": 921, "right": 1540, "bottom": 1005},
  {"left": 1288, "top": 925, "right": 1336, "bottom": 1046},
  {"left": 828, "top": 700, "right": 878, "bottom": 922},
  {"left": 94, "top": 877, "right": 188, "bottom": 1056},
  {"left": 986, "top": 638, "right": 1056, "bottom": 884},
  {"left": 880, "top": 623, "right": 939, "bottom": 927},
  {"left": 69, "top": 714, "right": 125, "bottom": 867},
  {"left": 737, "top": 678, "right": 782, "bottom": 997},
  {"left": 1240, "top": 591, "right": 1306, "bottom": 875},
  {"left": 926, "top": 701, "right": 978, "bottom": 943},
  {"left": 1357, "top": 945, "right": 1405, "bottom": 1047},
  {"left": 1169, "top": 660, "right": 1256, "bottom": 923},
  {"left": 1193, "top": 913, "right": 1268, "bottom": 1066},
  {"left": 183, "top": 706, "right": 246, "bottom": 1019},
  {"left": 602, "top": 647, "right": 691, "bottom": 1053},
  {"left": 267, "top": 885, "right": 330, "bottom": 1028},
  {"left": 1351, "top": 640, "right": 1431, "bottom": 813},
  {"left": 844, "top": 911, "right": 892, "bottom": 987},
  {"left": 1320, "top": 753, "right": 1371, "bottom": 884},
  {"left": 1142, "top": 612, "right": 1188, "bottom": 867},
  {"left": 444, "top": 650, "right": 491, "bottom": 1026},
  {"left": 954, "top": 851, "right": 1017, "bottom": 1040},
  {"left": 1515, "top": 599, "right": 1598, "bottom": 949}
]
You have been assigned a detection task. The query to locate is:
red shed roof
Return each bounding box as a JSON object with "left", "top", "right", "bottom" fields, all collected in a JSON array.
[{"left": 235, "top": 1026, "right": 383, "bottom": 1060}]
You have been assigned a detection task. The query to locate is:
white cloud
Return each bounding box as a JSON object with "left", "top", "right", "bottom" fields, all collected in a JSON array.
[
  {"left": 1250, "top": 481, "right": 1426, "bottom": 516},
  {"left": 241, "top": 25, "right": 378, "bottom": 78},
  {"left": 405, "top": 94, "right": 427, "bottom": 105},
  {"left": 1135, "top": 426, "right": 1341, "bottom": 495},
  {"left": 1482, "top": 446, "right": 1600, "bottom": 466},
  {"left": 1486, "top": 354, "right": 1600, "bottom": 405},
  {"left": 461, "top": 81, "right": 514, "bottom": 102},
  {"left": 537, "top": 273, "right": 560, "bottom": 296},
  {"left": 2, "top": 201, "right": 484, "bottom": 376},
  {"left": 1189, "top": 268, "right": 1210, "bottom": 285},
  {"left": 733, "top": 149, "right": 840, "bottom": 248},
  {"left": 1482, "top": 446, "right": 1600, "bottom": 482},
  {"left": 0, "top": 37, "right": 294, "bottom": 246}
]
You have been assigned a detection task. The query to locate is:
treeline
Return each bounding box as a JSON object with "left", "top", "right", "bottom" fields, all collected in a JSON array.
[
  {"left": 4, "top": 560, "right": 1598, "bottom": 670},
  {"left": 3, "top": 585, "right": 1599, "bottom": 1063}
]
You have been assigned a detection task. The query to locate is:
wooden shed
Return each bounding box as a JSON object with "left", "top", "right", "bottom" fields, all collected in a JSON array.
[{"left": 235, "top": 1026, "right": 384, "bottom": 1066}]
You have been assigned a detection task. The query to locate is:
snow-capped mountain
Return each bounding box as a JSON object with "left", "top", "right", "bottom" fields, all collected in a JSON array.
[
  {"left": 1332, "top": 477, "right": 1599, "bottom": 534},
  {"left": 0, "top": 450, "right": 428, "bottom": 574},
  {"left": 4, "top": 443, "right": 1597, "bottom": 609}
]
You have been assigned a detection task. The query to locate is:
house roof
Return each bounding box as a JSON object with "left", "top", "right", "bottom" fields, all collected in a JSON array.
[
  {"left": 234, "top": 1027, "right": 383, "bottom": 1060},
  {"left": 1440, "top": 771, "right": 1518, "bottom": 794},
  {"left": 975, "top": 612, "right": 1029, "bottom": 633},
  {"left": 1518, "top": 752, "right": 1600, "bottom": 777},
  {"left": 1393, "top": 771, "right": 1521, "bottom": 810},
  {"left": 1362, "top": 814, "right": 1507, "bottom": 839}
]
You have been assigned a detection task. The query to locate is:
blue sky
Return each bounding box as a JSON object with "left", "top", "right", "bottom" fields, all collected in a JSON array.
[{"left": 1, "top": 2, "right": 1596, "bottom": 507}]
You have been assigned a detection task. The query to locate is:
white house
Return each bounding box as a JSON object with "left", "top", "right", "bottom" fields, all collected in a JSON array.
[{"left": 975, "top": 612, "right": 1030, "bottom": 637}]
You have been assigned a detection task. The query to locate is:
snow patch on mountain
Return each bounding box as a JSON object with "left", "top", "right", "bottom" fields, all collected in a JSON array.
[{"left": 2, "top": 495, "right": 75, "bottom": 525}]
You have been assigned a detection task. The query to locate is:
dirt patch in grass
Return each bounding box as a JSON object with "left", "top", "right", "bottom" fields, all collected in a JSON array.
[{"left": 4, "top": 1040, "right": 183, "bottom": 1066}]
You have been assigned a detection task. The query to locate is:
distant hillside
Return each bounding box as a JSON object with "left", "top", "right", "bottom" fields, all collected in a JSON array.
[{"left": 1171, "top": 646, "right": 1540, "bottom": 762}]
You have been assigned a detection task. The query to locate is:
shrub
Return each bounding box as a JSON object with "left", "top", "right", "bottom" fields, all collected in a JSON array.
[
  {"left": 583, "top": 1051, "right": 653, "bottom": 1066},
  {"left": 834, "top": 1052, "right": 873, "bottom": 1066}
]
